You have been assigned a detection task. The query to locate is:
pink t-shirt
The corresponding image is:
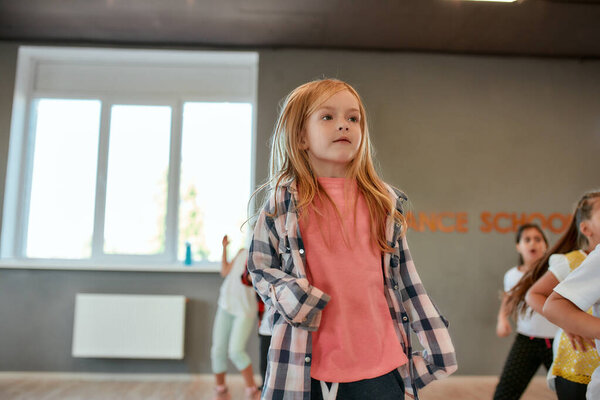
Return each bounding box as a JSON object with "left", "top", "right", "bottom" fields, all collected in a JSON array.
[{"left": 299, "top": 177, "right": 408, "bottom": 383}]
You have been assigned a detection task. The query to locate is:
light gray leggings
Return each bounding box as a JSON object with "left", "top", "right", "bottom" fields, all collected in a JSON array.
[{"left": 210, "top": 306, "right": 256, "bottom": 373}]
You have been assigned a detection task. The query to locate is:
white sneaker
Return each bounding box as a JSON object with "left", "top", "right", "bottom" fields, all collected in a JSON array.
[
  {"left": 212, "top": 385, "right": 231, "bottom": 400},
  {"left": 244, "top": 386, "right": 261, "bottom": 400}
]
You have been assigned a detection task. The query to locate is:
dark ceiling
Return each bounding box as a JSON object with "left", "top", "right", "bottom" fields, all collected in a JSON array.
[{"left": 1, "top": 0, "right": 600, "bottom": 57}]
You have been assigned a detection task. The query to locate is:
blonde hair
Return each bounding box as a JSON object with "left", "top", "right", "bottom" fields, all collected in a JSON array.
[{"left": 256, "top": 78, "right": 404, "bottom": 252}]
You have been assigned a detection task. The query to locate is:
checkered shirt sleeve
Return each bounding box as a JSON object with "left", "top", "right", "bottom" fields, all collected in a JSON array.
[{"left": 248, "top": 190, "right": 330, "bottom": 331}]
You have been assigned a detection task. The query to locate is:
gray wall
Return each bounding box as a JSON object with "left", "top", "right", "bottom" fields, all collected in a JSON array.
[
  {"left": 256, "top": 50, "right": 599, "bottom": 375},
  {"left": 0, "top": 42, "right": 17, "bottom": 234},
  {"left": 1, "top": 42, "right": 599, "bottom": 375},
  {"left": 0, "top": 268, "right": 256, "bottom": 373}
]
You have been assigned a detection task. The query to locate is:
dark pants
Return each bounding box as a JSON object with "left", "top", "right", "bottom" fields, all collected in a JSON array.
[
  {"left": 555, "top": 376, "right": 588, "bottom": 400},
  {"left": 493, "top": 333, "right": 554, "bottom": 400},
  {"left": 310, "top": 369, "right": 405, "bottom": 400},
  {"left": 259, "top": 333, "right": 271, "bottom": 389}
]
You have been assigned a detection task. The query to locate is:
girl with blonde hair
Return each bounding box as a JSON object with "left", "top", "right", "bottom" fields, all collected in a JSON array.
[{"left": 247, "top": 78, "right": 457, "bottom": 400}]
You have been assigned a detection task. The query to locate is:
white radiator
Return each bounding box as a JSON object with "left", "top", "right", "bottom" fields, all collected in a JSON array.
[{"left": 72, "top": 293, "right": 186, "bottom": 359}]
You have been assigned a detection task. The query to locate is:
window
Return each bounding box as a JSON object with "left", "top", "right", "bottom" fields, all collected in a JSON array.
[
  {"left": 27, "top": 99, "right": 101, "bottom": 259},
  {"left": 103, "top": 104, "right": 172, "bottom": 256},
  {"left": 179, "top": 102, "right": 253, "bottom": 261},
  {"left": 1, "top": 47, "right": 258, "bottom": 269}
]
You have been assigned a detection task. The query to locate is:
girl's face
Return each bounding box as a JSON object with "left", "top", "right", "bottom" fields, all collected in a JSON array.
[
  {"left": 516, "top": 227, "right": 547, "bottom": 265},
  {"left": 300, "top": 90, "right": 362, "bottom": 178},
  {"left": 581, "top": 197, "right": 600, "bottom": 250}
]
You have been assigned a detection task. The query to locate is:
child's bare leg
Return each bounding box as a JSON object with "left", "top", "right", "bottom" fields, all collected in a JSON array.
[
  {"left": 241, "top": 364, "right": 256, "bottom": 387},
  {"left": 215, "top": 372, "right": 226, "bottom": 386}
]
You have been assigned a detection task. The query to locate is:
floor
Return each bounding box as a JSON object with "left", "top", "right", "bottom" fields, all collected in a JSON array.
[{"left": 0, "top": 373, "right": 556, "bottom": 400}]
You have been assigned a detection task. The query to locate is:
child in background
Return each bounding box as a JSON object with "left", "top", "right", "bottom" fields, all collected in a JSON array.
[
  {"left": 211, "top": 235, "right": 260, "bottom": 400},
  {"left": 248, "top": 78, "right": 457, "bottom": 400},
  {"left": 493, "top": 223, "right": 557, "bottom": 400},
  {"left": 544, "top": 225, "right": 600, "bottom": 400},
  {"left": 524, "top": 191, "right": 600, "bottom": 400}
]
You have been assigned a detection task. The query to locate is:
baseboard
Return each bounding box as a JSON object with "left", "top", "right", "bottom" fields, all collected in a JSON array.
[{"left": 0, "top": 372, "right": 262, "bottom": 382}]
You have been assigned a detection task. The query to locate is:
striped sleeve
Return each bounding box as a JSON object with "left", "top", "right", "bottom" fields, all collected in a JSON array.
[{"left": 248, "top": 195, "right": 330, "bottom": 331}]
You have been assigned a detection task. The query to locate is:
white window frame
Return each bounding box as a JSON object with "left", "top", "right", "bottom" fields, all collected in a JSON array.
[{"left": 0, "top": 46, "right": 258, "bottom": 272}]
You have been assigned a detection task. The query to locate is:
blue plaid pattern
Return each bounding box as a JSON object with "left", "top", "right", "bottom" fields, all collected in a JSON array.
[{"left": 248, "top": 182, "right": 457, "bottom": 399}]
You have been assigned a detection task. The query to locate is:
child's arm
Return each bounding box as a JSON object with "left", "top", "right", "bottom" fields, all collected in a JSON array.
[
  {"left": 525, "top": 271, "right": 559, "bottom": 315},
  {"left": 544, "top": 246, "right": 600, "bottom": 343},
  {"left": 496, "top": 293, "right": 512, "bottom": 338},
  {"left": 527, "top": 269, "right": 592, "bottom": 350},
  {"left": 544, "top": 292, "right": 600, "bottom": 341},
  {"left": 220, "top": 235, "right": 233, "bottom": 277},
  {"left": 248, "top": 198, "right": 330, "bottom": 331}
]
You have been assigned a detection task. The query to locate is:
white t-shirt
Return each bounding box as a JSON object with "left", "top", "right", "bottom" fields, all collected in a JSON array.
[
  {"left": 548, "top": 250, "right": 588, "bottom": 282},
  {"left": 218, "top": 248, "right": 257, "bottom": 317},
  {"left": 554, "top": 244, "right": 600, "bottom": 400},
  {"left": 504, "top": 266, "right": 559, "bottom": 338}
]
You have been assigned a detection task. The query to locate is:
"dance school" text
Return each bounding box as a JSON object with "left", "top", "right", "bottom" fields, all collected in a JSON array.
[{"left": 405, "top": 211, "right": 571, "bottom": 234}]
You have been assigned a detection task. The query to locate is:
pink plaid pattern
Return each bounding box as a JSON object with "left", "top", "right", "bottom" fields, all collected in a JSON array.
[{"left": 248, "top": 182, "right": 457, "bottom": 399}]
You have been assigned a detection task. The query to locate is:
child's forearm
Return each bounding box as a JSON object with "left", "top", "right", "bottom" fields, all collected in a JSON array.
[
  {"left": 544, "top": 292, "right": 600, "bottom": 339},
  {"left": 496, "top": 295, "right": 510, "bottom": 324},
  {"left": 525, "top": 291, "right": 547, "bottom": 315},
  {"left": 497, "top": 312, "right": 509, "bottom": 324},
  {"left": 496, "top": 294, "right": 512, "bottom": 337},
  {"left": 497, "top": 294, "right": 509, "bottom": 319},
  {"left": 526, "top": 271, "right": 559, "bottom": 315},
  {"left": 220, "top": 242, "right": 232, "bottom": 277}
]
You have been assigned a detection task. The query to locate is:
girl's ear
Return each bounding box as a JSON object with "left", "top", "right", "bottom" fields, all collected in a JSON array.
[
  {"left": 580, "top": 220, "right": 591, "bottom": 239},
  {"left": 299, "top": 129, "right": 309, "bottom": 150}
]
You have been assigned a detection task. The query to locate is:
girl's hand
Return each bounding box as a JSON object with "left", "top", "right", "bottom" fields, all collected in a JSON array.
[
  {"left": 565, "top": 331, "right": 595, "bottom": 352},
  {"left": 496, "top": 318, "right": 512, "bottom": 338},
  {"left": 222, "top": 235, "right": 230, "bottom": 248}
]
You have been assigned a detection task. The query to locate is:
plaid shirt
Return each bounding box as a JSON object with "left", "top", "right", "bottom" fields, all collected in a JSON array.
[{"left": 248, "top": 181, "right": 457, "bottom": 400}]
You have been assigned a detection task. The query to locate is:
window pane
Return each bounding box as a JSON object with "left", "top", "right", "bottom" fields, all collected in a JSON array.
[
  {"left": 104, "top": 105, "right": 171, "bottom": 255},
  {"left": 179, "top": 102, "right": 252, "bottom": 262},
  {"left": 27, "top": 99, "right": 101, "bottom": 259}
]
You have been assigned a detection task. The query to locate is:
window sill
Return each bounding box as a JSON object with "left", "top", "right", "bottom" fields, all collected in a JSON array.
[{"left": 0, "top": 259, "right": 221, "bottom": 273}]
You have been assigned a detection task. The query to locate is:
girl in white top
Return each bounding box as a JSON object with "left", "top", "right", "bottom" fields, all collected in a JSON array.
[
  {"left": 546, "top": 243, "right": 600, "bottom": 400},
  {"left": 525, "top": 191, "right": 600, "bottom": 400},
  {"left": 494, "top": 223, "right": 558, "bottom": 400},
  {"left": 544, "top": 191, "right": 600, "bottom": 400},
  {"left": 211, "top": 235, "right": 259, "bottom": 400}
]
